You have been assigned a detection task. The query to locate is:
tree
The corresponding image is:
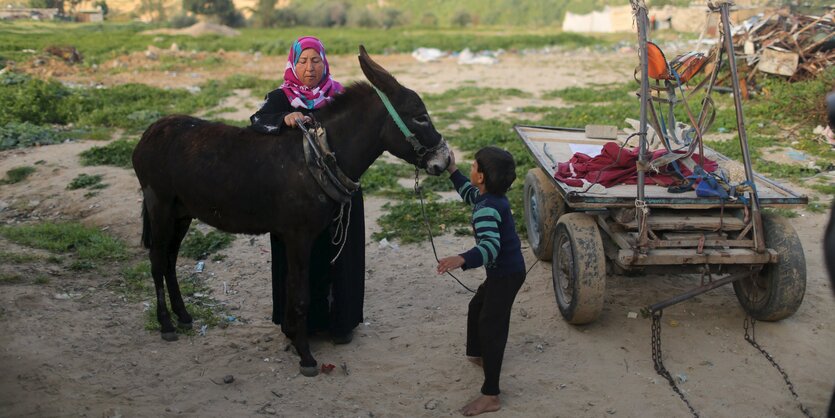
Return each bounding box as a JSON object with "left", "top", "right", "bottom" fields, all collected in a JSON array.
[
  {"left": 29, "top": 0, "right": 64, "bottom": 13},
  {"left": 254, "top": 0, "right": 277, "bottom": 28},
  {"left": 182, "top": 0, "right": 244, "bottom": 26}
]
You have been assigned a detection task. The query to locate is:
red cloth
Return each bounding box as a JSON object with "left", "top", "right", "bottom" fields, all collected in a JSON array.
[{"left": 554, "top": 142, "right": 717, "bottom": 188}]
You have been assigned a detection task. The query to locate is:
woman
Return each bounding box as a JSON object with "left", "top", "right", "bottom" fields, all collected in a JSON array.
[{"left": 250, "top": 36, "right": 365, "bottom": 344}]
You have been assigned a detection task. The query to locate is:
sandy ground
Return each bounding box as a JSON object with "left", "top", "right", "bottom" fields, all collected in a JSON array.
[{"left": 1, "top": 48, "right": 834, "bottom": 418}]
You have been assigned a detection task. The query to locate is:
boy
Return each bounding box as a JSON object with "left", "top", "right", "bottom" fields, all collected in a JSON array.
[{"left": 437, "top": 146, "right": 526, "bottom": 416}]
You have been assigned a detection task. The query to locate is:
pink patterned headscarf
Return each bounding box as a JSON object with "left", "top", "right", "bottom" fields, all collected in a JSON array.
[{"left": 280, "top": 36, "right": 343, "bottom": 110}]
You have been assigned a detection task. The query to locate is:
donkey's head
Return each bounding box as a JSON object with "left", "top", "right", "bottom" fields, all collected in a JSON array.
[{"left": 358, "top": 45, "right": 450, "bottom": 175}]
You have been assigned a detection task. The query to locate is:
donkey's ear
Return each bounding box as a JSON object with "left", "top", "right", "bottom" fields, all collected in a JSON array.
[{"left": 358, "top": 45, "right": 401, "bottom": 96}]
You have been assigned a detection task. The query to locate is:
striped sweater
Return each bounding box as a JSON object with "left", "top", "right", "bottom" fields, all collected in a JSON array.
[{"left": 451, "top": 170, "right": 525, "bottom": 278}]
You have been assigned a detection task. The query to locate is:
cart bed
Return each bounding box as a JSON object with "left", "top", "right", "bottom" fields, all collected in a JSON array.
[{"left": 515, "top": 125, "right": 807, "bottom": 209}]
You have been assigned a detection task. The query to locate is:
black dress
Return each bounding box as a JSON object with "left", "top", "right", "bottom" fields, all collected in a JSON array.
[{"left": 250, "top": 88, "right": 366, "bottom": 339}]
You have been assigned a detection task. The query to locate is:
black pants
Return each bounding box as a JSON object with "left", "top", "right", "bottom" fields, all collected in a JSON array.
[
  {"left": 466, "top": 270, "right": 526, "bottom": 396},
  {"left": 270, "top": 190, "right": 365, "bottom": 338}
]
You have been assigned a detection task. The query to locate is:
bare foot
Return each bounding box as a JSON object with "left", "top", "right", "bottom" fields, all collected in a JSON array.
[
  {"left": 460, "top": 395, "right": 500, "bottom": 416},
  {"left": 467, "top": 356, "right": 483, "bottom": 368}
]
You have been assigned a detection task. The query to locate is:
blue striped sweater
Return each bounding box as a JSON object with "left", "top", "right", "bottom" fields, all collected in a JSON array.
[{"left": 451, "top": 170, "right": 525, "bottom": 278}]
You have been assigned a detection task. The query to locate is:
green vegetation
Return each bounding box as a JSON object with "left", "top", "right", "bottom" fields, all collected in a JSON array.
[
  {"left": 0, "top": 251, "right": 40, "bottom": 263},
  {"left": 1, "top": 166, "right": 36, "bottom": 184},
  {"left": 0, "top": 122, "right": 67, "bottom": 150},
  {"left": 373, "top": 200, "right": 471, "bottom": 244},
  {"left": 79, "top": 139, "right": 137, "bottom": 167},
  {"left": 180, "top": 226, "right": 235, "bottom": 260},
  {"left": 0, "top": 222, "right": 127, "bottom": 263},
  {"left": 144, "top": 272, "right": 227, "bottom": 332},
  {"left": 67, "top": 173, "right": 108, "bottom": 190},
  {"left": 119, "top": 261, "right": 152, "bottom": 301}
]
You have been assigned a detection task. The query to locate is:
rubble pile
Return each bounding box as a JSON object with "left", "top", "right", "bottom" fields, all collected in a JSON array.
[{"left": 732, "top": 8, "right": 834, "bottom": 81}]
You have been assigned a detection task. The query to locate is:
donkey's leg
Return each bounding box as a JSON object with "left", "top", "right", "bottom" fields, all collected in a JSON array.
[
  {"left": 145, "top": 190, "right": 178, "bottom": 341},
  {"left": 165, "top": 217, "right": 193, "bottom": 329},
  {"left": 283, "top": 236, "right": 318, "bottom": 376}
]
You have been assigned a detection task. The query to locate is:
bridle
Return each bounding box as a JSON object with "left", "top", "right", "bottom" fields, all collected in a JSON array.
[{"left": 373, "top": 86, "right": 445, "bottom": 161}]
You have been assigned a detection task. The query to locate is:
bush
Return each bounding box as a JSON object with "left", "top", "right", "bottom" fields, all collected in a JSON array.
[
  {"left": 169, "top": 13, "right": 198, "bottom": 28},
  {"left": 0, "top": 74, "right": 74, "bottom": 125},
  {"left": 79, "top": 139, "right": 138, "bottom": 168},
  {"left": 1, "top": 166, "right": 36, "bottom": 185},
  {"left": 347, "top": 8, "right": 378, "bottom": 28},
  {"left": 180, "top": 227, "right": 235, "bottom": 259},
  {"left": 0, "top": 122, "right": 66, "bottom": 150},
  {"left": 451, "top": 10, "right": 472, "bottom": 27},
  {"left": 419, "top": 12, "right": 438, "bottom": 27}
]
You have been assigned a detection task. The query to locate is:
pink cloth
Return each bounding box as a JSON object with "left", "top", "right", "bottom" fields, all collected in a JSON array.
[
  {"left": 280, "top": 36, "right": 343, "bottom": 110},
  {"left": 554, "top": 142, "right": 717, "bottom": 188}
]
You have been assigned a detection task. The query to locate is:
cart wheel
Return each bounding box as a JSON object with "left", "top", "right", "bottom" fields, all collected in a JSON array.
[
  {"left": 733, "top": 213, "right": 806, "bottom": 321},
  {"left": 524, "top": 168, "right": 565, "bottom": 261},
  {"left": 552, "top": 213, "right": 606, "bottom": 324}
]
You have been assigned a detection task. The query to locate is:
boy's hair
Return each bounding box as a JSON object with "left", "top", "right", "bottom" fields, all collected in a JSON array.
[{"left": 475, "top": 146, "right": 516, "bottom": 196}]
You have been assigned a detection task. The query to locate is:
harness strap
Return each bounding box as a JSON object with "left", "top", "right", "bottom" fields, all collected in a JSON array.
[{"left": 373, "top": 86, "right": 414, "bottom": 138}]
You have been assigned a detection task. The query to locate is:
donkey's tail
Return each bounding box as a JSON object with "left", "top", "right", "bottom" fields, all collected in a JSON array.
[{"left": 141, "top": 200, "right": 151, "bottom": 249}]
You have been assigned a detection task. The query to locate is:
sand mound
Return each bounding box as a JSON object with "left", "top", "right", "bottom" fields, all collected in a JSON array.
[{"left": 142, "top": 21, "right": 240, "bottom": 37}]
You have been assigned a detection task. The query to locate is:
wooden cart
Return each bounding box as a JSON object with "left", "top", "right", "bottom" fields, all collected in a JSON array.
[{"left": 516, "top": 125, "right": 807, "bottom": 324}]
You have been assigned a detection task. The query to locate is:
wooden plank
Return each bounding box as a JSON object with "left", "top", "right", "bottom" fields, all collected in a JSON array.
[
  {"left": 617, "top": 214, "right": 746, "bottom": 231},
  {"left": 618, "top": 248, "right": 777, "bottom": 266}
]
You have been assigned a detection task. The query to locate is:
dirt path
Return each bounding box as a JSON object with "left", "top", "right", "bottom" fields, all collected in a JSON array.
[{"left": 1, "top": 49, "right": 834, "bottom": 417}]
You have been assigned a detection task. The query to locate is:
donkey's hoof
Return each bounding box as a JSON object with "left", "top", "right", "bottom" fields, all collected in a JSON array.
[
  {"left": 299, "top": 365, "right": 319, "bottom": 377},
  {"left": 177, "top": 321, "right": 193, "bottom": 330},
  {"left": 161, "top": 331, "right": 179, "bottom": 341}
]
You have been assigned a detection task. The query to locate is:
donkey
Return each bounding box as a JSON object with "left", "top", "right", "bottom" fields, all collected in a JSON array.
[{"left": 132, "top": 46, "right": 450, "bottom": 376}]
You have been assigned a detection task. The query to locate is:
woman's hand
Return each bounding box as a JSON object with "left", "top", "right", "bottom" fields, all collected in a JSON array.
[
  {"left": 284, "top": 112, "right": 311, "bottom": 128},
  {"left": 437, "top": 255, "right": 465, "bottom": 274},
  {"left": 446, "top": 149, "right": 458, "bottom": 174}
]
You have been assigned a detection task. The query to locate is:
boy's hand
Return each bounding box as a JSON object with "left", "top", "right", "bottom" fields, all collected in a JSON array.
[
  {"left": 437, "top": 255, "right": 465, "bottom": 274},
  {"left": 446, "top": 149, "right": 458, "bottom": 174}
]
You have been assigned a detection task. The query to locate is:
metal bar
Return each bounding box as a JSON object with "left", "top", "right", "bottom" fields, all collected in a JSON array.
[
  {"left": 635, "top": 3, "right": 651, "bottom": 251},
  {"left": 649, "top": 271, "right": 749, "bottom": 312},
  {"left": 650, "top": 239, "right": 754, "bottom": 248},
  {"left": 719, "top": 1, "right": 766, "bottom": 253}
]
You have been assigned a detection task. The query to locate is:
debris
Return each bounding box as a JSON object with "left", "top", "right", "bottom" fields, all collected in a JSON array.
[
  {"left": 669, "top": 319, "right": 679, "bottom": 327},
  {"left": 341, "top": 362, "right": 349, "bottom": 376},
  {"left": 378, "top": 238, "right": 399, "bottom": 250},
  {"left": 627, "top": 311, "right": 638, "bottom": 319},
  {"left": 45, "top": 45, "right": 83, "bottom": 63},
  {"left": 320, "top": 363, "right": 336, "bottom": 374},
  {"left": 54, "top": 293, "right": 71, "bottom": 300},
  {"left": 223, "top": 375, "right": 234, "bottom": 384},
  {"left": 424, "top": 399, "right": 440, "bottom": 410},
  {"left": 411, "top": 48, "right": 447, "bottom": 63},
  {"left": 457, "top": 48, "right": 500, "bottom": 65},
  {"left": 195, "top": 261, "right": 205, "bottom": 272},
  {"left": 199, "top": 324, "right": 208, "bottom": 336},
  {"left": 732, "top": 9, "right": 834, "bottom": 81},
  {"left": 677, "top": 373, "right": 687, "bottom": 384}
]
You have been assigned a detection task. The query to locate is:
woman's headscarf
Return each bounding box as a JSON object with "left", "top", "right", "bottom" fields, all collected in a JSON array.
[{"left": 280, "top": 36, "right": 343, "bottom": 110}]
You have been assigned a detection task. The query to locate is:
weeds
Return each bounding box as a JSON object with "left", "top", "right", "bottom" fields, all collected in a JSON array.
[
  {"left": 180, "top": 226, "right": 235, "bottom": 260},
  {"left": 1, "top": 166, "right": 36, "bottom": 184},
  {"left": 67, "top": 173, "right": 108, "bottom": 190},
  {"left": 0, "top": 251, "right": 40, "bottom": 263},
  {"left": 373, "top": 200, "right": 471, "bottom": 243},
  {"left": 79, "top": 139, "right": 137, "bottom": 168},
  {"left": 0, "top": 222, "right": 127, "bottom": 264}
]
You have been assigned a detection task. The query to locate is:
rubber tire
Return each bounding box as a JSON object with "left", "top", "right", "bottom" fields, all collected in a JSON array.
[
  {"left": 733, "top": 213, "right": 806, "bottom": 321},
  {"left": 552, "top": 213, "right": 606, "bottom": 324},
  {"left": 523, "top": 168, "right": 566, "bottom": 261}
]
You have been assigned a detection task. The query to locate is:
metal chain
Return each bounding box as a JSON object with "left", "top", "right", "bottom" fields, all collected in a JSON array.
[
  {"left": 743, "top": 314, "right": 814, "bottom": 417},
  {"left": 651, "top": 309, "right": 700, "bottom": 418}
]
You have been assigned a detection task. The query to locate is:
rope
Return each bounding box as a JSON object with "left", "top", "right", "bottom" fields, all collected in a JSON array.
[{"left": 329, "top": 200, "right": 352, "bottom": 264}]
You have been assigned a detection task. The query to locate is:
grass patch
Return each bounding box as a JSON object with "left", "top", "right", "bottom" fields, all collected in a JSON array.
[
  {"left": 67, "top": 173, "right": 108, "bottom": 190},
  {"left": 0, "top": 122, "right": 67, "bottom": 150},
  {"left": 144, "top": 272, "right": 226, "bottom": 332},
  {"left": 1, "top": 166, "right": 36, "bottom": 184},
  {"left": 0, "top": 273, "right": 25, "bottom": 285},
  {"left": 372, "top": 200, "right": 471, "bottom": 244},
  {"left": 180, "top": 226, "right": 235, "bottom": 260},
  {"left": 0, "top": 222, "right": 127, "bottom": 264},
  {"left": 361, "top": 160, "right": 413, "bottom": 195},
  {"left": 0, "top": 251, "right": 40, "bottom": 263},
  {"left": 762, "top": 207, "right": 799, "bottom": 218},
  {"left": 119, "top": 261, "right": 152, "bottom": 302},
  {"left": 79, "top": 139, "right": 137, "bottom": 168}
]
